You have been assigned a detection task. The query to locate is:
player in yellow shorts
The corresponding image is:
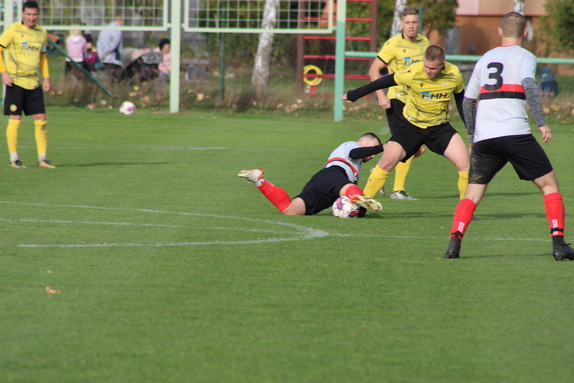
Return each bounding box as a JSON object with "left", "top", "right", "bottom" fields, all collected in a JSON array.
[
  {"left": 369, "top": 6, "right": 429, "bottom": 200},
  {"left": 0, "top": 1, "right": 55, "bottom": 168},
  {"left": 343, "top": 45, "right": 469, "bottom": 202}
]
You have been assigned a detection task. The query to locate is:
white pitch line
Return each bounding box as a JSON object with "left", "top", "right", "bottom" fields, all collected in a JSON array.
[
  {"left": 0, "top": 218, "right": 301, "bottom": 234},
  {"left": 0, "top": 201, "right": 329, "bottom": 248}
]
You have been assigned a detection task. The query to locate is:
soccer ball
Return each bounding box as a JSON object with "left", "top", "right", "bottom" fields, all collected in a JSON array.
[
  {"left": 332, "top": 196, "right": 360, "bottom": 218},
  {"left": 119, "top": 101, "right": 136, "bottom": 115}
]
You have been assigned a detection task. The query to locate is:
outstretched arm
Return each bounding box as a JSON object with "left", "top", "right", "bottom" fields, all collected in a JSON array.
[
  {"left": 349, "top": 144, "right": 384, "bottom": 159},
  {"left": 343, "top": 74, "right": 398, "bottom": 103}
]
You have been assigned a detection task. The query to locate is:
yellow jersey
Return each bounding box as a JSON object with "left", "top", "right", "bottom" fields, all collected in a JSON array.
[
  {"left": 394, "top": 61, "right": 464, "bottom": 129},
  {"left": 0, "top": 21, "right": 48, "bottom": 89},
  {"left": 377, "top": 33, "right": 429, "bottom": 102}
]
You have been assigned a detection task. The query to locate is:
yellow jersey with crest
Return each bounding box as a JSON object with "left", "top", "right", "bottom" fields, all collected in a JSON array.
[
  {"left": 394, "top": 61, "right": 464, "bottom": 129},
  {"left": 0, "top": 21, "right": 48, "bottom": 89},
  {"left": 377, "top": 33, "right": 429, "bottom": 103}
]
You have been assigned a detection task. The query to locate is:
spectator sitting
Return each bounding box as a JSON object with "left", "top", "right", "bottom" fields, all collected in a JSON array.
[
  {"left": 84, "top": 34, "right": 101, "bottom": 73},
  {"left": 65, "top": 29, "right": 87, "bottom": 78},
  {"left": 155, "top": 38, "right": 171, "bottom": 82},
  {"left": 539, "top": 67, "right": 558, "bottom": 98}
]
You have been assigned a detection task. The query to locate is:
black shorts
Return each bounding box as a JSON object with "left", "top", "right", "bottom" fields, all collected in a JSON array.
[
  {"left": 295, "top": 166, "right": 352, "bottom": 215},
  {"left": 3, "top": 84, "right": 46, "bottom": 116},
  {"left": 469, "top": 134, "right": 553, "bottom": 184},
  {"left": 391, "top": 120, "right": 457, "bottom": 161},
  {"left": 385, "top": 99, "right": 407, "bottom": 134}
]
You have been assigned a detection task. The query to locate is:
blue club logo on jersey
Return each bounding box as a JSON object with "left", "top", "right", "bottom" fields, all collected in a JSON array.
[
  {"left": 404, "top": 56, "right": 423, "bottom": 66},
  {"left": 21, "top": 42, "right": 40, "bottom": 51},
  {"left": 420, "top": 91, "right": 449, "bottom": 100}
]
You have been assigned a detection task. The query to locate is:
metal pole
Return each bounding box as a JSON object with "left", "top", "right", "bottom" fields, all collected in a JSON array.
[
  {"left": 333, "top": 0, "right": 347, "bottom": 121},
  {"left": 1, "top": 0, "right": 15, "bottom": 105},
  {"left": 220, "top": 2, "right": 227, "bottom": 101},
  {"left": 169, "top": 0, "right": 182, "bottom": 113}
]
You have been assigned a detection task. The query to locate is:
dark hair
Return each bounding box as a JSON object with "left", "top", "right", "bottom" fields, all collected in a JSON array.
[
  {"left": 360, "top": 132, "right": 381, "bottom": 146},
  {"left": 159, "top": 38, "right": 170, "bottom": 50},
  {"left": 23, "top": 1, "right": 39, "bottom": 10}
]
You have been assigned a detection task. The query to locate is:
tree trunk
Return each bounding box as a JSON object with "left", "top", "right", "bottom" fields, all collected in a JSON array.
[
  {"left": 252, "top": 0, "right": 279, "bottom": 97},
  {"left": 390, "top": 0, "right": 408, "bottom": 38},
  {"left": 513, "top": 0, "right": 525, "bottom": 14}
]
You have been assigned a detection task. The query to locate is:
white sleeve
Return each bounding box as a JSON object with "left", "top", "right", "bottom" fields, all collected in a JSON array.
[
  {"left": 520, "top": 51, "right": 537, "bottom": 81},
  {"left": 464, "top": 61, "right": 481, "bottom": 100}
]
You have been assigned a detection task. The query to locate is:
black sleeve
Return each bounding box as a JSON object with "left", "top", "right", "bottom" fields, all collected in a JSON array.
[
  {"left": 346, "top": 75, "right": 398, "bottom": 102},
  {"left": 348, "top": 144, "right": 384, "bottom": 159},
  {"left": 454, "top": 90, "right": 466, "bottom": 128}
]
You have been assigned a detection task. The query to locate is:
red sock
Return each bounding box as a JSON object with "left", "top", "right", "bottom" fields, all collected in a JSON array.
[
  {"left": 450, "top": 199, "right": 477, "bottom": 238},
  {"left": 544, "top": 192, "right": 565, "bottom": 237},
  {"left": 344, "top": 185, "right": 364, "bottom": 199},
  {"left": 258, "top": 180, "right": 292, "bottom": 212}
]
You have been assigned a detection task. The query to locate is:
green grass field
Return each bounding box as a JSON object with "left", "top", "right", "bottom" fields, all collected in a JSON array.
[{"left": 0, "top": 108, "right": 573, "bottom": 382}]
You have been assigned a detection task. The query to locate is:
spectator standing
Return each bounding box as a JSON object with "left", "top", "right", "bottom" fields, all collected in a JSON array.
[
  {"left": 0, "top": 0, "right": 55, "bottom": 168},
  {"left": 65, "top": 29, "right": 87, "bottom": 78},
  {"left": 539, "top": 67, "right": 558, "bottom": 99},
  {"left": 97, "top": 16, "right": 124, "bottom": 82}
]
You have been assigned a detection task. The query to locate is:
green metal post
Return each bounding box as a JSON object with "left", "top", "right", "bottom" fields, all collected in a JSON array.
[
  {"left": 333, "top": 0, "right": 347, "bottom": 122},
  {"left": 418, "top": 5, "right": 423, "bottom": 34},
  {"left": 220, "top": 2, "right": 227, "bottom": 101}
]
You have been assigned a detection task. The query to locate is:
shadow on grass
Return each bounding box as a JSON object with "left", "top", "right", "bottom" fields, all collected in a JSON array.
[
  {"left": 70, "top": 162, "right": 170, "bottom": 167},
  {"left": 431, "top": 190, "right": 539, "bottom": 200}
]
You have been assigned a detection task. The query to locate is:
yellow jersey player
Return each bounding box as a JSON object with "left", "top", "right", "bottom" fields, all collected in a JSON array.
[
  {"left": 0, "top": 1, "right": 55, "bottom": 168},
  {"left": 368, "top": 6, "right": 429, "bottom": 200},
  {"left": 343, "top": 45, "right": 469, "bottom": 202}
]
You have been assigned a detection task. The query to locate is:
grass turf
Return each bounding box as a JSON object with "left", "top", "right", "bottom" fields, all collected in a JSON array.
[{"left": 0, "top": 108, "right": 573, "bottom": 382}]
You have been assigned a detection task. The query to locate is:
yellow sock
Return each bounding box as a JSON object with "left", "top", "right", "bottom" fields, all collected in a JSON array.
[
  {"left": 458, "top": 171, "right": 469, "bottom": 200},
  {"left": 34, "top": 119, "right": 48, "bottom": 157},
  {"left": 363, "top": 165, "right": 390, "bottom": 198},
  {"left": 393, "top": 156, "right": 413, "bottom": 192},
  {"left": 7, "top": 119, "right": 21, "bottom": 155}
]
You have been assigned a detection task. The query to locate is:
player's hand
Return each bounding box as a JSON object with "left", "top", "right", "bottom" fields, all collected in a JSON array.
[
  {"left": 539, "top": 125, "right": 551, "bottom": 143},
  {"left": 2, "top": 71, "right": 13, "bottom": 87},
  {"left": 341, "top": 93, "right": 352, "bottom": 103},
  {"left": 376, "top": 92, "right": 391, "bottom": 109},
  {"left": 43, "top": 78, "right": 51, "bottom": 92}
]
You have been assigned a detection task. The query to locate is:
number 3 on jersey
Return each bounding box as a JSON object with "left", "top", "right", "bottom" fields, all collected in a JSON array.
[{"left": 485, "top": 62, "right": 503, "bottom": 91}]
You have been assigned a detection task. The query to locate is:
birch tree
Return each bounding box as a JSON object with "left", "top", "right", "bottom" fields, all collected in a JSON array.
[
  {"left": 514, "top": 0, "right": 525, "bottom": 14},
  {"left": 390, "top": 0, "right": 408, "bottom": 37},
  {"left": 252, "top": 0, "right": 280, "bottom": 97}
]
